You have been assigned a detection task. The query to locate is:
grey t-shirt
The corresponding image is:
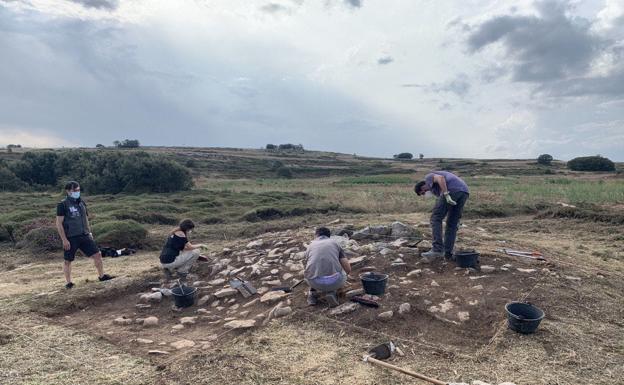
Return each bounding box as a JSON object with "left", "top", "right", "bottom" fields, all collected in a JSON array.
[
  {"left": 425, "top": 171, "right": 470, "bottom": 197},
  {"left": 304, "top": 236, "right": 346, "bottom": 280}
]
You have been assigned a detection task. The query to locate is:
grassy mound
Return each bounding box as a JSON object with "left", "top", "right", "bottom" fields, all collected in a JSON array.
[{"left": 92, "top": 220, "right": 148, "bottom": 248}]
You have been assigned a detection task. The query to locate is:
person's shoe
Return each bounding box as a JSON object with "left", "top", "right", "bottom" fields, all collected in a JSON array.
[
  {"left": 198, "top": 255, "right": 209, "bottom": 262},
  {"left": 325, "top": 291, "right": 340, "bottom": 307},
  {"left": 98, "top": 274, "right": 114, "bottom": 282},
  {"left": 307, "top": 290, "right": 318, "bottom": 306},
  {"left": 421, "top": 250, "right": 444, "bottom": 263},
  {"left": 444, "top": 253, "right": 455, "bottom": 261},
  {"left": 65, "top": 282, "right": 75, "bottom": 289}
]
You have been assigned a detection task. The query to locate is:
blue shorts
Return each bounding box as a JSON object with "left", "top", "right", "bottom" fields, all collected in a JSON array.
[{"left": 64, "top": 235, "right": 99, "bottom": 261}]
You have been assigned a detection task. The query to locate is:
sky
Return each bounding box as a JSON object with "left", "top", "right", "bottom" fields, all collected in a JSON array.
[{"left": 0, "top": 0, "right": 623, "bottom": 160}]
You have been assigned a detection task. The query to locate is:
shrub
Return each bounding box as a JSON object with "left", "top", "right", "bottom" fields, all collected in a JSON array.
[
  {"left": 419, "top": 153, "right": 424, "bottom": 160},
  {"left": 17, "top": 226, "right": 62, "bottom": 252},
  {"left": 266, "top": 144, "right": 277, "bottom": 150},
  {"left": 394, "top": 153, "right": 413, "bottom": 160},
  {"left": 568, "top": 156, "right": 615, "bottom": 172},
  {"left": 537, "top": 154, "right": 553, "bottom": 165},
  {"left": 95, "top": 144, "right": 105, "bottom": 148},
  {"left": 115, "top": 139, "right": 140, "bottom": 148},
  {"left": 275, "top": 166, "right": 293, "bottom": 179},
  {"left": 12, "top": 151, "right": 59, "bottom": 186},
  {"left": 0, "top": 166, "right": 28, "bottom": 191},
  {"left": 111, "top": 211, "right": 178, "bottom": 225},
  {"left": 92, "top": 220, "right": 148, "bottom": 248}
]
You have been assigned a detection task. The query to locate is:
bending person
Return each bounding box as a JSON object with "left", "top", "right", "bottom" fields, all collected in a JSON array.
[
  {"left": 160, "top": 219, "right": 206, "bottom": 283},
  {"left": 303, "top": 227, "right": 351, "bottom": 307}
]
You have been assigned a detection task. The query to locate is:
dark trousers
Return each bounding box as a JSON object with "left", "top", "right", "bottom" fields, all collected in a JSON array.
[{"left": 430, "top": 191, "right": 469, "bottom": 255}]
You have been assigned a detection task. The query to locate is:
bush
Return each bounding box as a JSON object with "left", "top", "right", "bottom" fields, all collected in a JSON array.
[
  {"left": 114, "top": 139, "right": 140, "bottom": 148},
  {"left": 537, "top": 154, "right": 553, "bottom": 165},
  {"left": 12, "top": 151, "right": 59, "bottom": 186},
  {"left": 266, "top": 144, "right": 277, "bottom": 150},
  {"left": 568, "top": 156, "right": 615, "bottom": 172},
  {"left": 111, "top": 211, "right": 178, "bottom": 225},
  {"left": 95, "top": 144, "right": 105, "bottom": 148},
  {"left": 0, "top": 166, "right": 28, "bottom": 191},
  {"left": 92, "top": 220, "right": 148, "bottom": 248},
  {"left": 275, "top": 166, "right": 293, "bottom": 179},
  {"left": 17, "top": 226, "right": 62, "bottom": 252},
  {"left": 394, "top": 153, "right": 413, "bottom": 160}
]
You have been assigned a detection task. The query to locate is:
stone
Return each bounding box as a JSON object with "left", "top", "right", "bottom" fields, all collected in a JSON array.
[
  {"left": 480, "top": 265, "right": 496, "bottom": 273},
  {"left": 136, "top": 338, "right": 153, "bottom": 344},
  {"left": 211, "top": 300, "right": 220, "bottom": 307},
  {"left": 113, "top": 317, "right": 134, "bottom": 326},
  {"left": 197, "top": 308, "right": 210, "bottom": 314},
  {"left": 345, "top": 289, "right": 365, "bottom": 299},
  {"left": 230, "top": 303, "right": 240, "bottom": 310},
  {"left": 140, "top": 292, "right": 163, "bottom": 303},
  {"left": 246, "top": 239, "right": 264, "bottom": 248},
  {"left": 142, "top": 316, "right": 159, "bottom": 327},
  {"left": 243, "top": 298, "right": 260, "bottom": 308},
  {"left": 171, "top": 339, "right": 195, "bottom": 350},
  {"left": 214, "top": 288, "right": 238, "bottom": 298},
  {"left": 390, "top": 221, "right": 420, "bottom": 239},
  {"left": 565, "top": 275, "right": 581, "bottom": 281},
  {"left": 378, "top": 311, "right": 394, "bottom": 320},
  {"left": 502, "top": 263, "right": 512, "bottom": 269},
  {"left": 407, "top": 269, "right": 422, "bottom": 277},
  {"left": 180, "top": 317, "right": 197, "bottom": 325},
  {"left": 266, "top": 280, "right": 282, "bottom": 286},
  {"left": 198, "top": 295, "right": 213, "bottom": 306},
  {"left": 282, "top": 273, "right": 293, "bottom": 281},
  {"left": 497, "top": 383, "right": 517, "bottom": 385},
  {"left": 380, "top": 248, "right": 393, "bottom": 256},
  {"left": 398, "top": 303, "right": 411, "bottom": 315},
  {"left": 390, "top": 238, "right": 409, "bottom": 248},
  {"left": 472, "top": 381, "right": 492, "bottom": 385},
  {"left": 148, "top": 350, "right": 169, "bottom": 355},
  {"left": 172, "top": 324, "right": 185, "bottom": 330},
  {"left": 192, "top": 281, "right": 208, "bottom": 287},
  {"left": 471, "top": 285, "right": 484, "bottom": 290},
  {"left": 517, "top": 268, "right": 536, "bottom": 273},
  {"left": 260, "top": 291, "right": 289, "bottom": 304},
  {"left": 257, "top": 287, "right": 270, "bottom": 295},
  {"left": 223, "top": 319, "right": 257, "bottom": 330},
  {"left": 239, "top": 310, "right": 250, "bottom": 318},
  {"left": 208, "top": 278, "right": 227, "bottom": 286},
  {"left": 273, "top": 307, "right": 293, "bottom": 318},
  {"left": 330, "top": 302, "right": 358, "bottom": 315},
  {"left": 431, "top": 280, "right": 440, "bottom": 287},
  {"left": 457, "top": 311, "right": 470, "bottom": 322},
  {"left": 351, "top": 225, "right": 391, "bottom": 241}
]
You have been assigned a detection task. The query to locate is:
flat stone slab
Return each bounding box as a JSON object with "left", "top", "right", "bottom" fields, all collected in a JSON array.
[
  {"left": 260, "top": 290, "right": 289, "bottom": 304},
  {"left": 214, "top": 288, "right": 238, "bottom": 298},
  {"left": 170, "top": 339, "right": 195, "bottom": 350},
  {"left": 223, "top": 319, "right": 257, "bottom": 330},
  {"left": 330, "top": 302, "right": 358, "bottom": 316}
]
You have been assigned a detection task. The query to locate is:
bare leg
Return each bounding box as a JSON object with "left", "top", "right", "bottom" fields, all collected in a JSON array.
[
  {"left": 63, "top": 260, "right": 72, "bottom": 283},
  {"left": 91, "top": 252, "right": 105, "bottom": 277}
]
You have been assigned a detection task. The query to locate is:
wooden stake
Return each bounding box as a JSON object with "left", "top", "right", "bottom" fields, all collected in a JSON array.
[{"left": 365, "top": 356, "right": 447, "bottom": 385}]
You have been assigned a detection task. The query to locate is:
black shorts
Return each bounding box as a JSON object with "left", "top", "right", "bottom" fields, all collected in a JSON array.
[{"left": 64, "top": 235, "right": 100, "bottom": 261}]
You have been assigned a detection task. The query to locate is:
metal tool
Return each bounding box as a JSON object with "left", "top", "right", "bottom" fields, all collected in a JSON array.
[
  {"left": 271, "top": 279, "right": 305, "bottom": 293},
  {"left": 497, "top": 248, "right": 545, "bottom": 261},
  {"left": 229, "top": 275, "right": 257, "bottom": 298}
]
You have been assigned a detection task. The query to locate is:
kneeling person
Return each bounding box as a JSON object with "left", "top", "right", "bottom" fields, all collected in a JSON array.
[
  {"left": 304, "top": 227, "right": 351, "bottom": 307},
  {"left": 160, "top": 219, "right": 206, "bottom": 283}
]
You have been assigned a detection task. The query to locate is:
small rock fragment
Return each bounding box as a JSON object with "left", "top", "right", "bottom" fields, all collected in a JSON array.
[
  {"left": 223, "top": 319, "right": 257, "bottom": 329},
  {"left": 274, "top": 307, "right": 293, "bottom": 318},
  {"left": 148, "top": 350, "right": 169, "bottom": 355},
  {"left": 113, "top": 317, "right": 133, "bottom": 326},
  {"left": 398, "top": 303, "right": 411, "bottom": 315},
  {"left": 214, "top": 288, "right": 238, "bottom": 298},
  {"left": 330, "top": 302, "right": 358, "bottom": 315},
  {"left": 170, "top": 339, "right": 195, "bottom": 350},
  {"left": 143, "top": 316, "right": 159, "bottom": 327},
  {"left": 480, "top": 265, "right": 495, "bottom": 273},
  {"left": 378, "top": 311, "right": 394, "bottom": 320},
  {"left": 180, "top": 317, "right": 197, "bottom": 325},
  {"left": 407, "top": 269, "right": 422, "bottom": 277},
  {"left": 457, "top": 311, "right": 470, "bottom": 322},
  {"left": 136, "top": 338, "right": 153, "bottom": 344},
  {"left": 431, "top": 280, "right": 440, "bottom": 287},
  {"left": 345, "top": 289, "right": 365, "bottom": 299}
]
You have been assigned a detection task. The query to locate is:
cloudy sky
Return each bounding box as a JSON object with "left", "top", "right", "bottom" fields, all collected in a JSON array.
[{"left": 1, "top": 0, "right": 623, "bottom": 160}]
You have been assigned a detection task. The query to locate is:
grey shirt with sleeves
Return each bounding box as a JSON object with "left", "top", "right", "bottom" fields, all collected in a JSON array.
[{"left": 303, "top": 236, "right": 346, "bottom": 280}]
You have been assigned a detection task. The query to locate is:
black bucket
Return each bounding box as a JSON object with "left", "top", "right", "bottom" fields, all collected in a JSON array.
[
  {"left": 454, "top": 250, "right": 480, "bottom": 268},
  {"left": 360, "top": 272, "right": 388, "bottom": 295},
  {"left": 171, "top": 285, "right": 197, "bottom": 308},
  {"left": 505, "top": 302, "right": 545, "bottom": 334}
]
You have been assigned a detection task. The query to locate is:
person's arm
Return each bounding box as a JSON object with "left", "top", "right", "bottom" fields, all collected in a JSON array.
[
  {"left": 56, "top": 216, "right": 71, "bottom": 251},
  {"left": 339, "top": 256, "right": 352, "bottom": 274},
  {"left": 433, "top": 174, "right": 457, "bottom": 205},
  {"left": 184, "top": 241, "right": 206, "bottom": 250},
  {"left": 432, "top": 174, "right": 449, "bottom": 193}
]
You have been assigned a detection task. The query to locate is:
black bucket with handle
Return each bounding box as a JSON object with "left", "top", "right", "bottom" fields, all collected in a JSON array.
[
  {"left": 454, "top": 250, "right": 480, "bottom": 269},
  {"left": 171, "top": 285, "right": 197, "bottom": 308},
  {"left": 505, "top": 302, "right": 545, "bottom": 334}
]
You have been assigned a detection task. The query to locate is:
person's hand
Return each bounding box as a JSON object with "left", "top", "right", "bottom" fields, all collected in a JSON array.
[
  {"left": 88, "top": 232, "right": 94, "bottom": 240},
  {"left": 444, "top": 192, "right": 457, "bottom": 206},
  {"left": 62, "top": 239, "right": 71, "bottom": 250}
]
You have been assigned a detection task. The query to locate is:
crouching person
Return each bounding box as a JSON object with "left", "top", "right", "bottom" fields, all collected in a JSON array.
[
  {"left": 304, "top": 227, "right": 351, "bottom": 307},
  {"left": 160, "top": 219, "right": 206, "bottom": 283}
]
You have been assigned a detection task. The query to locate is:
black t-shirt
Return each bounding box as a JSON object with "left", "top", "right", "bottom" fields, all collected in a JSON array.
[
  {"left": 56, "top": 200, "right": 89, "bottom": 217},
  {"left": 160, "top": 234, "right": 188, "bottom": 264}
]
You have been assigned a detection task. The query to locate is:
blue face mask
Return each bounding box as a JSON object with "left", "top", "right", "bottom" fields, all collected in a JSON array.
[{"left": 70, "top": 191, "right": 81, "bottom": 199}]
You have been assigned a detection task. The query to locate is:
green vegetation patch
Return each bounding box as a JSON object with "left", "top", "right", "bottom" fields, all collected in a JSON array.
[{"left": 92, "top": 220, "right": 148, "bottom": 248}]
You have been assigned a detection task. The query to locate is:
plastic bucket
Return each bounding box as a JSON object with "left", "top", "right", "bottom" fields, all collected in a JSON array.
[
  {"left": 360, "top": 272, "right": 389, "bottom": 295},
  {"left": 454, "top": 250, "right": 480, "bottom": 268},
  {"left": 505, "top": 302, "right": 545, "bottom": 334},
  {"left": 171, "top": 285, "right": 197, "bottom": 308}
]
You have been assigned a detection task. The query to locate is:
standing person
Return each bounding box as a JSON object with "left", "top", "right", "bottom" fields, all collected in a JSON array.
[
  {"left": 56, "top": 181, "right": 114, "bottom": 289},
  {"left": 160, "top": 219, "right": 206, "bottom": 283},
  {"left": 414, "top": 171, "right": 469, "bottom": 261},
  {"left": 303, "top": 227, "right": 351, "bottom": 307}
]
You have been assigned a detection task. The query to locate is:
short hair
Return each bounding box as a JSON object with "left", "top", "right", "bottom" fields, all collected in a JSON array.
[
  {"left": 64, "top": 181, "right": 80, "bottom": 191},
  {"left": 315, "top": 227, "right": 331, "bottom": 237},
  {"left": 178, "top": 219, "right": 196, "bottom": 233},
  {"left": 414, "top": 181, "right": 426, "bottom": 196}
]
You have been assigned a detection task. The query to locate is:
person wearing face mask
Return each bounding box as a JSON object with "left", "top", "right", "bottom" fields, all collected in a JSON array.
[
  {"left": 56, "top": 181, "right": 114, "bottom": 289},
  {"left": 160, "top": 219, "right": 207, "bottom": 283},
  {"left": 414, "top": 171, "right": 469, "bottom": 262}
]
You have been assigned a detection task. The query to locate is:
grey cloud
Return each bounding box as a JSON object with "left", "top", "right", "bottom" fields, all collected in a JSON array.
[
  {"left": 377, "top": 55, "right": 393, "bottom": 65},
  {"left": 260, "top": 3, "right": 290, "bottom": 14},
  {"left": 68, "top": 0, "right": 118, "bottom": 10},
  {"left": 466, "top": 0, "right": 602, "bottom": 82},
  {"left": 403, "top": 73, "right": 471, "bottom": 98},
  {"left": 536, "top": 68, "right": 624, "bottom": 97},
  {"left": 344, "top": 0, "right": 362, "bottom": 8}
]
